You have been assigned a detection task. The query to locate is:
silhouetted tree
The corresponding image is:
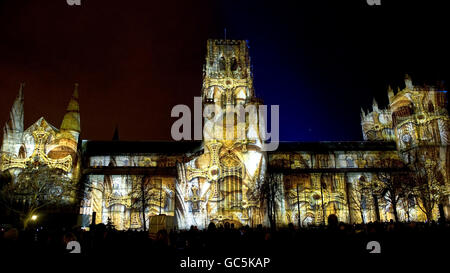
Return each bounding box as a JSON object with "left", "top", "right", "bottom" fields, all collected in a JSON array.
[
  {"left": 130, "top": 175, "right": 162, "bottom": 232},
  {"left": 106, "top": 217, "right": 115, "bottom": 230},
  {"left": 401, "top": 147, "right": 449, "bottom": 222},
  {"left": 377, "top": 172, "right": 409, "bottom": 222},
  {"left": 349, "top": 178, "right": 371, "bottom": 223},
  {"left": 253, "top": 173, "right": 283, "bottom": 230},
  {"left": 410, "top": 159, "right": 447, "bottom": 222},
  {"left": 0, "top": 165, "right": 77, "bottom": 229}
]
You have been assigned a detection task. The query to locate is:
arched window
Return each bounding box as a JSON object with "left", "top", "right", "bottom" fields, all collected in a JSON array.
[
  {"left": 219, "top": 57, "right": 226, "bottom": 71},
  {"left": 346, "top": 156, "right": 355, "bottom": 168},
  {"left": 18, "top": 146, "right": 26, "bottom": 158},
  {"left": 221, "top": 176, "right": 242, "bottom": 210},
  {"left": 230, "top": 57, "right": 238, "bottom": 71}
]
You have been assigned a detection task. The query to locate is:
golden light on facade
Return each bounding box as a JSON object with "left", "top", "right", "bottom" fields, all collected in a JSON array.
[{"left": 1, "top": 42, "right": 449, "bottom": 231}]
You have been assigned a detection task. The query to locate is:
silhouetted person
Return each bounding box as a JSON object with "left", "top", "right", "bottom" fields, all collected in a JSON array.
[
  {"left": 327, "top": 214, "right": 338, "bottom": 230},
  {"left": 207, "top": 222, "right": 216, "bottom": 232},
  {"left": 288, "top": 223, "right": 295, "bottom": 231}
]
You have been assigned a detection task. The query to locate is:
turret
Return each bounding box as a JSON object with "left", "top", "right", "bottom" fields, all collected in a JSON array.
[
  {"left": 361, "top": 97, "right": 394, "bottom": 142},
  {"left": 1, "top": 83, "right": 25, "bottom": 155},
  {"left": 387, "top": 85, "right": 394, "bottom": 104},
  {"left": 404, "top": 74, "right": 413, "bottom": 90},
  {"left": 360, "top": 107, "right": 366, "bottom": 120},
  {"left": 112, "top": 125, "right": 119, "bottom": 141},
  {"left": 202, "top": 39, "right": 254, "bottom": 104},
  {"left": 60, "top": 83, "right": 80, "bottom": 140},
  {"left": 372, "top": 98, "right": 378, "bottom": 111}
]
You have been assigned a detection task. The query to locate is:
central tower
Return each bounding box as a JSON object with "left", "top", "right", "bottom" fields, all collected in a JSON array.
[
  {"left": 176, "top": 39, "right": 267, "bottom": 229},
  {"left": 202, "top": 39, "right": 254, "bottom": 103}
]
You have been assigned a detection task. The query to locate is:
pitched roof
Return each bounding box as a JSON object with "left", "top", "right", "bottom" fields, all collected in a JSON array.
[
  {"left": 82, "top": 140, "right": 203, "bottom": 156},
  {"left": 271, "top": 141, "right": 397, "bottom": 153}
]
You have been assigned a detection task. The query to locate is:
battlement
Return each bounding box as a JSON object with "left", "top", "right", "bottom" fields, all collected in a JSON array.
[
  {"left": 361, "top": 75, "right": 449, "bottom": 151},
  {"left": 202, "top": 39, "right": 255, "bottom": 103}
]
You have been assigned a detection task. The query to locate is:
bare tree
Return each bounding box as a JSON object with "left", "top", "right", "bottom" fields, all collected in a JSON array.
[
  {"left": 398, "top": 194, "right": 414, "bottom": 221},
  {"left": 398, "top": 179, "right": 416, "bottom": 221},
  {"left": 409, "top": 158, "right": 447, "bottom": 222},
  {"left": 366, "top": 180, "right": 384, "bottom": 222},
  {"left": 377, "top": 172, "right": 409, "bottom": 222},
  {"left": 349, "top": 174, "right": 386, "bottom": 223},
  {"left": 402, "top": 147, "right": 449, "bottom": 222},
  {"left": 252, "top": 173, "right": 283, "bottom": 230},
  {"left": 129, "top": 175, "right": 162, "bottom": 232},
  {"left": 245, "top": 178, "right": 263, "bottom": 227},
  {"left": 0, "top": 165, "right": 77, "bottom": 229},
  {"left": 348, "top": 179, "right": 370, "bottom": 223}
]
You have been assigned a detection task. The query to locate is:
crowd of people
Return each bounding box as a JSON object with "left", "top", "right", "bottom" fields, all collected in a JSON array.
[{"left": 1, "top": 215, "right": 448, "bottom": 266}]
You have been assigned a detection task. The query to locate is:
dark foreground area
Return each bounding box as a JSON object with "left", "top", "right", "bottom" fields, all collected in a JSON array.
[{"left": 1, "top": 220, "right": 449, "bottom": 271}]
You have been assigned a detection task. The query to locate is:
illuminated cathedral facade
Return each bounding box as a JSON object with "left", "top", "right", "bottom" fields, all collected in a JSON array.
[{"left": 1, "top": 39, "right": 449, "bottom": 230}]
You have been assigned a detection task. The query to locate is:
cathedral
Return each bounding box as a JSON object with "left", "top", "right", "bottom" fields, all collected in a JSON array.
[{"left": 1, "top": 39, "right": 449, "bottom": 230}]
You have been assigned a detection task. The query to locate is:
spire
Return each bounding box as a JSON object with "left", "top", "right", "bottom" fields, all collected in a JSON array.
[
  {"left": 360, "top": 107, "right": 366, "bottom": 119},
  {"left": 372, "top": 97, "right": 378, "bottom": 111},
  {"left": 112, "top": 125, "right": 119, "bottom": 141},
  {"left": 404, "top": 74, "right": 413, "bottom": 90},
  {"left": 6, "top": 83, "right": 25, "bottom": 132},
  {"left": 2, "top": 83, "right": 25, "bottom": 154},
  {"left": 60, "top": 83, "right": 80, "bottom": 132},
  {"left": 387, "top": 85, "right": 394, "bottom": 104}
]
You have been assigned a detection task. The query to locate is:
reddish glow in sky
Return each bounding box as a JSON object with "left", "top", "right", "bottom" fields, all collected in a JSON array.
[{"left": 0, "top": 0, "right": 448, "bottom": 141}]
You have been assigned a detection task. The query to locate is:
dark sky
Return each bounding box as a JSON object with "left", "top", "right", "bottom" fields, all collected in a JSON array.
[{"left": 0, "top": 0, "right": 448, "bottom": 142}]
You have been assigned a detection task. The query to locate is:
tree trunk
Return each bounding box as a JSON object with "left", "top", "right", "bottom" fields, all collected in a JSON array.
[
  {"left": 426, "top": 211, "right": 433, "bottom": 222},
  {"left": 142, "top": 206, "right": 147, "bottom": 232},
  {"left": 141, "top": 181, "right": 147, "bottom": 232},
  {"left": 359, "top": 192, "right": 365, "bottom": 223},
  {"left": 345, "top": 180, "right": 353, "bottom": 224},
  {"left": 23, "top": 217, "right": 30, "bottom": 230},
  {"left": 423, "top": 198, "right": 434, "bottom": 222},
  {"left": 272, "top": 187, "right": 277, "bottom": 230},
  {"left": 267, "top": 198, "right": 273, "bottom": 230},
  {"left": 392, "top": 201, "right": 399, "bottom": 222},
  {"left": 405, "top": 199, "right": 411, "bottom": 221},
  {"left": 373, "top": 195, "right": 380, "bottom": 222},
  {"left": 360, "top": 209, "right": 365, "bottom": 224},
  {"left": 438, "top": 203, "right": 445, "bottom": 222}
]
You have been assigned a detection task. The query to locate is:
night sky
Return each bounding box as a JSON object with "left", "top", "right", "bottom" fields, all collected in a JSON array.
[{"left": 0, "top": 0, "right": 448, "bottom": 142}]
